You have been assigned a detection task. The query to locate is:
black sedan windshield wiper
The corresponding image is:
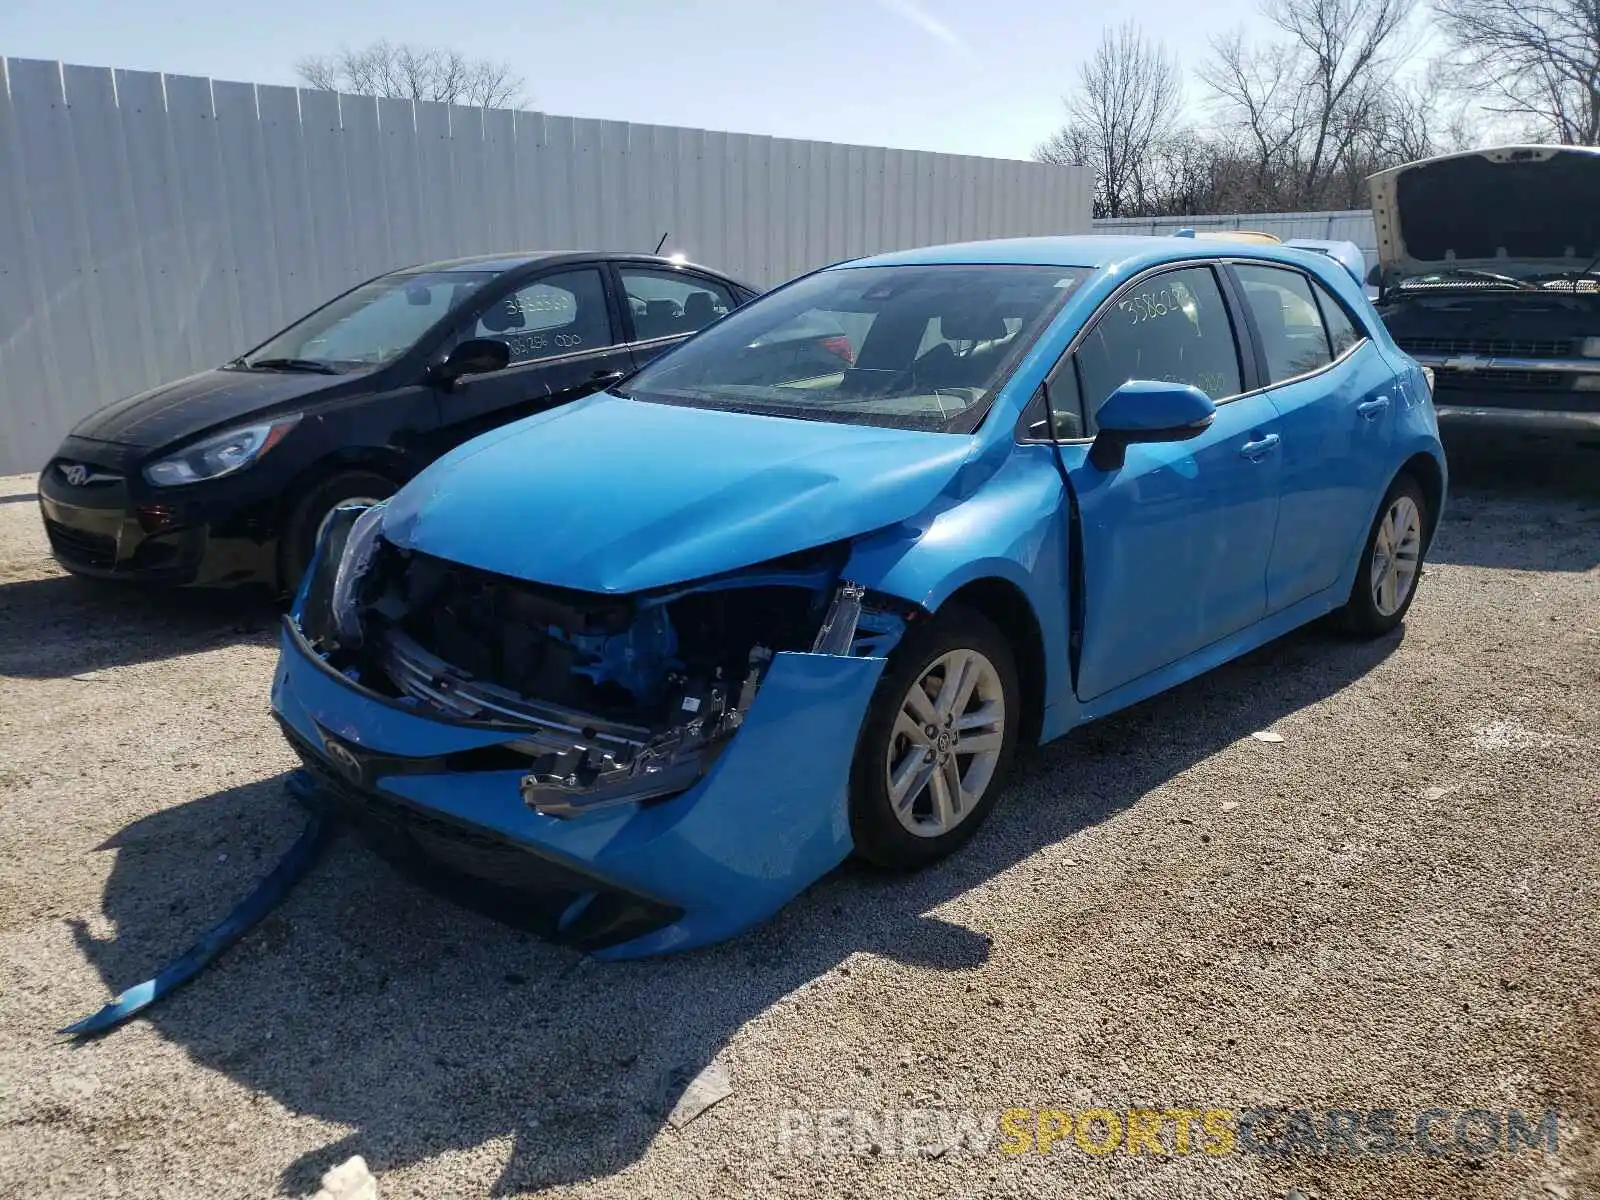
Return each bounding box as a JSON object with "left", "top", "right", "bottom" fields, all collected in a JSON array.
[{"left": 245, "top": 357, "right": 341, "bottom": 374}]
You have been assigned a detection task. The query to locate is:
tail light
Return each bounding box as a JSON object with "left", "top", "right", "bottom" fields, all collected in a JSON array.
[{"left": 817, "top": 335, "right": 855, "bottom": 365}]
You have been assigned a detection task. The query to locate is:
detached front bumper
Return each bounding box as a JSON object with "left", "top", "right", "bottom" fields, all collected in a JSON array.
[{"left": 269, "top": 617, "right": 886, "bottom": 958}]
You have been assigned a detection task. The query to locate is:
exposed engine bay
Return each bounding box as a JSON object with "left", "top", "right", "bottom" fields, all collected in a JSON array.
[
  {"left": 1366, "top": 145, "right": 1600, "bottom": 422},
  {"left": 1379, "top": 289, "right": 1600, "bottom": 410},
  {"left": 296, "top": 513, "right": 906, "bottom": 818}
]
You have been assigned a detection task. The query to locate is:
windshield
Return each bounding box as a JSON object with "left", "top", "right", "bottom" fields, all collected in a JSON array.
[
  {"left": 616, "top": 264, "right": 1090, "bottom": 431},
  {"left": 236, "top": 270, "right": 496, "bottom": 372}
]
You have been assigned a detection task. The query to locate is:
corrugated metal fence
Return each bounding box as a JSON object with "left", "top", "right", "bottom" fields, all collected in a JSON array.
[
  {"left": 1094, "top": 210, "right": 1377, "bottom": 267},
  {"left": 0, "top": 58, "right": 1092, "bottom": 474}
]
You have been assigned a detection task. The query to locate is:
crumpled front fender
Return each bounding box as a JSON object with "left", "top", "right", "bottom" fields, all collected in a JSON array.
[{"left": 270, "top": 627, "right": 886, "bottom": 958}]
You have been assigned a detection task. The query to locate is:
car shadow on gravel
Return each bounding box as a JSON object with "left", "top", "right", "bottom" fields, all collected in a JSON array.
[
  {"left": 69, "top": 620, "right": 1400, "bottom": 1196},
  {"left": 0, "top": 573, "right": 277, "bottom": 678}
]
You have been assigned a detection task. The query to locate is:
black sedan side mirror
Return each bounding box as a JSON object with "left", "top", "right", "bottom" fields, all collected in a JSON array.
[
  {"left": 433, "top": 338, "right": 511, "bottom": 386},
  {"left": 1366, "top": 264, "right": 1382, "bottom": 287}
]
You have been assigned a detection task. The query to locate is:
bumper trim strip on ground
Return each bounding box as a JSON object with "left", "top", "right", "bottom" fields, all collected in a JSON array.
[{"left": 59, "top": 805, "right": 334, "bottom": 1039}]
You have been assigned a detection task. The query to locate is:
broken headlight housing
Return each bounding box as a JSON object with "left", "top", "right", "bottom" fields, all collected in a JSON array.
[
  {"left": 330, "top": 503, "right": 386, "bottom": 644},
  {"left": 293, "top": 500, "right": 385, "bottom": 652}
]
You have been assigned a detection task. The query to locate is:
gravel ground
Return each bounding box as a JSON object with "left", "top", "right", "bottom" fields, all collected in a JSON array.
[{"left": 1, "top": 432, "right": 1597, "bottom": 1200}]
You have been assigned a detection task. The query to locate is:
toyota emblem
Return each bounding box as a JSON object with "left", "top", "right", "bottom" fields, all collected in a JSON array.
[{"left": 321, "top": 736, "right": 365, "bottom": 785}]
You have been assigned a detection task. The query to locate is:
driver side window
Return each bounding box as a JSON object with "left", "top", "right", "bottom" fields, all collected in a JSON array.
[
  {"left": 471, "top": 268, "right": 614, "bottom": 365},
  {"left": 1076, "top": 265, "right": 1243, "bottom": 422}
]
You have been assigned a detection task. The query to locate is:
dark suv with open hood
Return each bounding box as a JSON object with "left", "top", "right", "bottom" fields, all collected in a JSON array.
[{"left": 1369, "top": 144, "right": 1600, "bottom": 434}]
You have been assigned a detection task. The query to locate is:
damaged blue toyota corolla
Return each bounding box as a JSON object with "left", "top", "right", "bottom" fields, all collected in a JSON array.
[{"left": 271, "top": 236, "right": 1447, "bottom": 959}]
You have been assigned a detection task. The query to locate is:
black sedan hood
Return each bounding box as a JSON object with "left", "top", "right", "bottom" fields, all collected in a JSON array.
[
  {"left": 1369, "top": 145, "right": 1600, "bottom": 279},
  {"left": 69, "top": 368, "right": 342, "bottom": 450}
]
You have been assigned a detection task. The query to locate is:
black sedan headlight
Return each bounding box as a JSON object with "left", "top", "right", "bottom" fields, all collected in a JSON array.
[{"left": 143, "top": 414, "right": 301, "bottom": 486}]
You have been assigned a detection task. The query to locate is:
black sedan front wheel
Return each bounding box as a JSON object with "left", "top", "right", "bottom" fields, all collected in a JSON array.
[
  {"left": 849, "top": 604, "right": 1020, "bottom": 870},
  {"left": 279, "top": 468, "right": 398, "bottom": 593}
]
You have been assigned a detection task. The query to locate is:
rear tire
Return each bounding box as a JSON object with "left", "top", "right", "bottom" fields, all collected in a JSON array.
[
  {"left": 1338, "top": 471, "right": 1428, "bottom": 638},
  {"left": 279, "top": 469, "right": 397, "bottom": 594},
  {"left": 849, "top": 604, "right": 1021, "bottom": 870}
]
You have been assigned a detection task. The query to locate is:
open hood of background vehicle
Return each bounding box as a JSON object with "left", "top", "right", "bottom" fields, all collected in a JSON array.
[
  {"left": 1369, "top": 145, "right": 1600, "bottom": 279},
  {"left": 380, "top": 393, "right": 977, "bottom": 594}
]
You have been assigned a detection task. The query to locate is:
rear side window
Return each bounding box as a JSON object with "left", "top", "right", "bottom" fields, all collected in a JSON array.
[
  {"left": 473, "top": 268, "right": 614, "bottom": 364},
  {"left": 1234, "top": 264, "right": 1334, "bottom": 384},
  {"left": 619, "top": 268, "right": 737, "bottom": 341},
  {"left": 1077, "top": 265, "right": 1242, "bottom": 413},
  {"left": 1311, "top": 279, "right": 1363, "bottom": 356}
]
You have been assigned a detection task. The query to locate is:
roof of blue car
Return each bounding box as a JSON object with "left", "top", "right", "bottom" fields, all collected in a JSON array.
[{"left": 842, "top": 235, "right": 1319, "bottom": 272}]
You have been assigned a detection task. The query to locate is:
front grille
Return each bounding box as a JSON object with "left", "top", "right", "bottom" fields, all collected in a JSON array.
[
  {"left": 1396, "top": 336, "right": 1575, "bottom": 359},
  {"left": 50, "top": 460, "right": 123, "bottom": 488},
  {"left": 44, "top": 519, "right": 116, "bottom": 567},
  {"left": 1435, "top": 368, "right": 1569, "bottom": 391}
]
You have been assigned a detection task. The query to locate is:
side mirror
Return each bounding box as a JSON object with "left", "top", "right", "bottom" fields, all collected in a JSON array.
[
  {"left": 433, "top": 337, "right": 511, "bottom": 385},
  {"left": 1090, "top": 380, "right": 1216, "bottom": 470},
  {"left": 1366, "top": 264, "right": 1382, "bottom": 287}
]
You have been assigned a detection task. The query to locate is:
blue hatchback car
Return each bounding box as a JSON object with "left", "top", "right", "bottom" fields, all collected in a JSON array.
[{"left": 271, "top": 236, "right": 1446, "bottom": 958}]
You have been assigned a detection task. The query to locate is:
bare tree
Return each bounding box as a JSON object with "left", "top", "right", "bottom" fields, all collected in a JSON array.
[
  {"left": 1433, "top": 0, "right": 1600, "bottom": 143},
  {"left": 1035, "top": 23, "right": 1183, "bottom": 217},
  {"left": 296, "top": 39, "right": 526, "bottom": 108},
  {"left": 1200, "top": 31, "right": 1309, "bottom": 207},
  {"left": 1199, "top": 0, "right": 1416, "bottom": 209},
  {"left": 1363, "top": 62, "right": 1482, "bottom": 162}
]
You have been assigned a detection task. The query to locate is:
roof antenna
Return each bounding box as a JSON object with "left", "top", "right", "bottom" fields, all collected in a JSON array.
[{"left": 653, "top": 231, "right": 670, "bottom": 255}]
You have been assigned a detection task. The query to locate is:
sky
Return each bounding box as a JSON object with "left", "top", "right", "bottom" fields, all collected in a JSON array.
[{"left": 0, "top": 0, "right": 1273, "bottom": 161}]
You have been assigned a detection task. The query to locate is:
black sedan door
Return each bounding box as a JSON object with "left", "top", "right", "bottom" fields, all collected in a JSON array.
[{"left": 427, "top": 265, "right": 634, "bottom": 454}]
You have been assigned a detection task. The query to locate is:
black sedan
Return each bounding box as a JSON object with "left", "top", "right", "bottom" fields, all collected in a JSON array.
[{"left": 39, "top": 251, "right": 757, "bottom": 591}]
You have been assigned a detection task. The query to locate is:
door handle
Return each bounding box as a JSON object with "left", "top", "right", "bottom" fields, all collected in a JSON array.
[
  {"left": 1239, "top": 433, "right": 1280, "bottom": 460},
  {"left": 1357, "top": 397, "right": 1390, "bottom": 419}
]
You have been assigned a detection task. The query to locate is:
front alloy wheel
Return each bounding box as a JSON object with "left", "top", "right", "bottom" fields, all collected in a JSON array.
[
  {"left": 887, "top": 648, "right": 1007, "bottom": 838},
  {"left": 851, "top": 604, "right": 1020, "bottom": 869}
]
